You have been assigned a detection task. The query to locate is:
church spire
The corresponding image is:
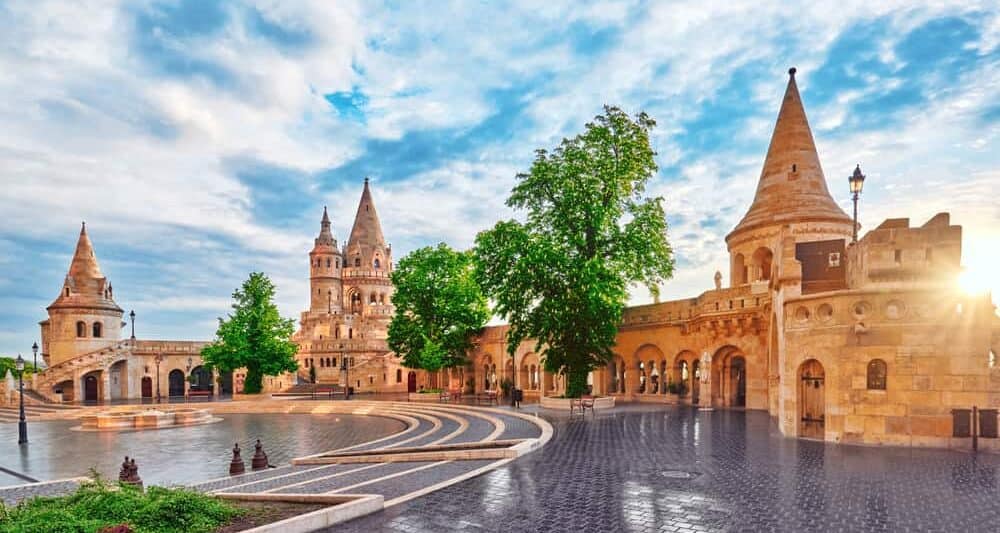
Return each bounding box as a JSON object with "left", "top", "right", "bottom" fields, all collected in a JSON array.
[
  {"left": 727, "top": 68, "right": 851, "bottom": 241},
  {"left": 68, "top": 221, "right": 104, "bottom": 281},
  {"left": 347, "top": 177, "right": 386, "bottom": 252},
  {"left": 314, "top": 206, "right": 336, "bottom": 248}
]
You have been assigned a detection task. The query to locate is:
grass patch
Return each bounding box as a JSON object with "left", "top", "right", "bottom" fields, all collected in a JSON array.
[{"left": 0, "top": 478, "right": 241, "bottom": 533}]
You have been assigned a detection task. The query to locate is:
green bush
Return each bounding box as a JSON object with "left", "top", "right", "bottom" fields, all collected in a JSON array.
[{"left": 0, "top": 479, "right": 241, "bottom": 533}]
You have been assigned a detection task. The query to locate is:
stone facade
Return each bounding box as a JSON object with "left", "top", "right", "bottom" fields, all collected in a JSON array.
[
  {"left": 292, "top": 179, "right": 411, "bottom": 394},
  {"left": 455, "top": 69, "right": 999, "bottom": 448}
]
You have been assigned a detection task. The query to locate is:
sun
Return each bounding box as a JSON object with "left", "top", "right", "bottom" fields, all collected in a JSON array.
[{"left": 957, "top": 242, "right": 1000, "bottom": 301}]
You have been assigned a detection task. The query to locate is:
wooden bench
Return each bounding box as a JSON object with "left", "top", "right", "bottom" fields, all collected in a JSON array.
[
  {"left": 439, "top": 389, "right": 463, "bottom": 403},
  {"left": 188, "top": 390, "right": 212, "bottom": 398},
  {"left": 570, "top": 395, "right": 595, "bottom": 416},
  {"left": 474, "top": 390, "right": 498, "bottom": 405}
]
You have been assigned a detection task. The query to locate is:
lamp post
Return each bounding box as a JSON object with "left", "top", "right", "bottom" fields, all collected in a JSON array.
[
  {"left": 154, "top": 353, "right": 163, "bottom": 403},
  {"left": 16, "top": 354, "right": 27, "bottom": 445},
  {"left": 31, "top": 342, "right": 38, "bottom": 373},
  {"left": 340, "top": 355, "right": 350, "bottom": 400},
  {"left": 849, "top": 164, "right": 866, "bottom": 244},
  {"left": 129, "top": 310, "right": 136, "bottom": 340}
]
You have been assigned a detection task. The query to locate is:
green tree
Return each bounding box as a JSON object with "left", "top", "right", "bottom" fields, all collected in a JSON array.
[
  {"left": 0, "top": 356, "right": 39, "bottom": 378},
  {"left": 200, "top": 272, "right": 298, "bottom": 394},
  {"left": 388, "top": 244, "right": 490, "bottom": 373},
  {"left": 474, "top": 106, "right": 674, "bottom": 398}
]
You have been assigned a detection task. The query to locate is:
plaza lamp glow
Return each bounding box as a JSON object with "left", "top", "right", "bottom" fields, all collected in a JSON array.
[{"left": 848, "top": 164, "right": 865, "bottom": 244}]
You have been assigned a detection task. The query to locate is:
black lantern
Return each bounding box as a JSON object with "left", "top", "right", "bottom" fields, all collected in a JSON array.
[{"left": 849, "top": 164, "right": 866, "bottom": 243}]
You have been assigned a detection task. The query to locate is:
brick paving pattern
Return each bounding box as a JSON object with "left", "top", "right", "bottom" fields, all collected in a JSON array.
[{"left": 333, "top": 405, "right": 1000, "bottom": 532}]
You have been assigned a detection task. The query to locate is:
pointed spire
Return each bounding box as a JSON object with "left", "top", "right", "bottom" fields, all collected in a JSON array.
[
  {"left": 68, "top": 221, "right": 103, "bottom": 280},
  {"left": 347, "top": 177, "right": 386, "bottom": 254},
  {"left": 314, "top": 206, "right": 336, "bottom": 248},
  {"left": 728, "top": 68, "right": 851, "bottom": 240}
]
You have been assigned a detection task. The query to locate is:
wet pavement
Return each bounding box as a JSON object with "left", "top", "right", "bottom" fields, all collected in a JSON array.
[
  {"left": 0, "top": 413, "right": 404, "bottom": 487},
  {"left": 335, "top": 404, "right": 1000, "bottom": 532}
]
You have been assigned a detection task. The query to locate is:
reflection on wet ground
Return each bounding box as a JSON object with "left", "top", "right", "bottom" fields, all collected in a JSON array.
[
  {"left": 0, "top": 413, "right": 405, "bottom": 487},
  {"left": 335, "top": 404, "right": 1000, "bottom": 532}
]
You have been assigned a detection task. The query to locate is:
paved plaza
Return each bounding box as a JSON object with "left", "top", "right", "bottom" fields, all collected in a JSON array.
[{"left": 335, "top": 404, "right": 1000, "bottom": 533}]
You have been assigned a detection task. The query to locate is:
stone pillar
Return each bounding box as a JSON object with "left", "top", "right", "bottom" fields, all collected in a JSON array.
[
  {"left": 212, "top": 369, "right": 219, "bottom": 398},
  {"left": 102, "top": 370, "right": 112, "bottom": 402}
]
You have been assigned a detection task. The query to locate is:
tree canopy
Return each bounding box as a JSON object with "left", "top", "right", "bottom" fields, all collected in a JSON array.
[
  {"left": 200, "top": 272, "right": 298, "bottom": 394},
  {"left": 388, "top": 244, "right": 489, "bottom": 373},
  {"left": 474, "top": 106, "right": 674, "bottom": 397}
]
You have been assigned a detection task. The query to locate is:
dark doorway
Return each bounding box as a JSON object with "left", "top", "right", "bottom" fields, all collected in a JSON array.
[
  {"left": 218, "top": 371, "right": 234, "bottom": 395},
  {"left": 407, "top": 371, "right": 417, "bottom": 393},
  {"left": 730, "top": 356, "right": 747, "bottom": 407},
  {"left": 168, "top": 369, "right": 185, "bottom": 397},
  {"left": 141, "top": 376, "right": 153, "bottom": 398},
  {"left": 189, "top": 365, "right": 213, "bottom": 393},
  {"left": 84, "top": 374, "right": 99, "bottom": 403}
]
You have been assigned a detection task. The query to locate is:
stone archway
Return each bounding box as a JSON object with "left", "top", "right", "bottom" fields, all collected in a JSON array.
[
  {"left": 189, "top": 365, "right": 212, "bottom": 393},
  {"left": 799, "top": 359, "right": 825, "bottom": 439},
  {"left": 711, "top": 345, "right": 747, "bottom": 407},
  {"left": 168, "top": 369, "right": 185, "bottom": 397},
  {"left": 673, "top": 350, "right": 698, "bottom": 398},
  {"left": 634, "top": 344, "right": 665, "bottom": 395},
  {"left": 82, "top": 371, "right": 101, "bottom": 403},
  {"left": 109, "top": 360, "right": 128, "bottom": 401}
]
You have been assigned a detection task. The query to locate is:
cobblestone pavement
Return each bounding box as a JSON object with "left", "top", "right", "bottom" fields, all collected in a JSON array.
[
  {"left": 0, "top": 479, "right": 84, "bottom": 506},
  {"left": 334, "top": 404, "right": 1000, "bottom": 533}
]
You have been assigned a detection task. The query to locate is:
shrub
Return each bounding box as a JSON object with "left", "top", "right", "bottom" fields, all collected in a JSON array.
[{"left": 0, "top": 480, "right": 240, "bottom": 533}]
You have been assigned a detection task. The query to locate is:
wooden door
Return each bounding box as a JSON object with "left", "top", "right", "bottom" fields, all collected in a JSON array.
[
  {"left": 799, "top": 359, "right": 825, "bottom": 439},
  {"left": 407, "top": 371, "right": 417, "bottom": 393},
  {"left": 141, "top": 377, "right": 153, "bottom": 398},
  {"left": 84, "top": 375, "right": 99, "bottom": 403}
]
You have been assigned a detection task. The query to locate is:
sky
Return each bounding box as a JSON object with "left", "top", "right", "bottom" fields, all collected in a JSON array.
[{"left": 0, "top": 1, "right": 998, "bottom": 357}]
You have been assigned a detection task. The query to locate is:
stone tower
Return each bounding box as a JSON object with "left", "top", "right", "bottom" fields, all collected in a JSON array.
[
  {"left": 725, "top": 68, "right": 853, "bottom": 287},
  {"left": 342, "top": 178, "right": 393, "bottom": 321},
  {"left": 40, "top": 223, "right": 123, "bottom": 367},
  {"left": 309, "top": 207, "right": 343, "bottom": 314}
]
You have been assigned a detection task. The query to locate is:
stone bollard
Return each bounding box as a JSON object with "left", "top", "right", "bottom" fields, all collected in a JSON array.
[
  {"left": 119, "top": 456, "right": 142, "bottom": 490},
  {"left": 118, "top": 456, "right": 131, "bottom": 483},
  {"left": 229, "top": 443, "right": 245, "bottom": 476},
  {"left": 251, "top": 439, "right": 268, "bottom": 470}
]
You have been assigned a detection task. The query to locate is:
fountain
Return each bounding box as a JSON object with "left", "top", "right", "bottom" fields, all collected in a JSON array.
[{"left": 75, "top": 407, "right": 220, "bottom": 431}]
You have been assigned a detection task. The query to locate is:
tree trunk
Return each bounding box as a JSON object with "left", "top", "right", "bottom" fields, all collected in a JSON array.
[
  {"left": 244, "top": 365, "right": 263, "bottom": 394},
  {"left": 565, "top": 367, "right": 589, "bottom": 398}
]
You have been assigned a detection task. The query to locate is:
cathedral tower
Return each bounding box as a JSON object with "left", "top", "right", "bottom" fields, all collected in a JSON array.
[
  {"left": 725, "top": 68, "right": 853, "bottom": 287},
  {"left": 40, "top": 223, "right": 123, "bottom": 366},
  {"left": 309, "top": 207, "right": 343, "bottom": 314},
  {"left": 343, "top": 178, "right": 393, "bottom": 319}
]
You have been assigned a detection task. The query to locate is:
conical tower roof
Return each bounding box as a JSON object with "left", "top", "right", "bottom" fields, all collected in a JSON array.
[
  {"left": 347, "top": 178, "right": 386, "bottom": 250},
  {"left": 727, "top": 68, "right": 851, "bottom": 242},
  {"left": 313, "top": 206, "right": 338, "bottom": 250},
  {"left": 68, "top": 222, "right": 104, "bottom": 280}
]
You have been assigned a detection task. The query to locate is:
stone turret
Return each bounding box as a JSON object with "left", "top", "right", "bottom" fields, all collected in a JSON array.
[
  {"left": 725, "top": 68, "right": 853, "bottom": 287},
  {"left": 343, "top": 178, "right": 393, "bottom": 318},
  {"left": 40, "top": 223, "right": 123, "bottom": 366},
  {"left": 309, "top": 207, "right": 343, "bottom": 314}
]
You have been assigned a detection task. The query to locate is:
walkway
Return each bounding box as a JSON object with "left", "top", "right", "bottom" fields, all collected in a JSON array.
[{"left": 334, "top": 404, "right": 1000, "bottom": 533}]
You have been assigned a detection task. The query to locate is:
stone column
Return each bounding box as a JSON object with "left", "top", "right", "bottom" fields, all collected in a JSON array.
[
  {"left": 102, "top": 370, "right": 112, "bottom": 402},
  {"left": 212, "top": 369, "right": 219, "bottom": 398}
]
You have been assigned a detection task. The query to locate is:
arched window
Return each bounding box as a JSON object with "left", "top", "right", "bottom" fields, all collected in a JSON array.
[
  {"left": 92, "top": 322, "right": 102, "bottom": 338},
  {"left": 326, "top": 258, "right": 331, "bottom": 268},
  {"left": 333, "top": 357, "right": 338, "bottom": 368},
  {"left": 370, "top": 293, "right": 377, "bottom": 304},
  {"left": 374, "top": 258, "right": 381, "bottom": 269},
  {"left": 334, "top": 327, "right": 340, "bottom": 339},
  {"left": 379, "top": 293, "right": 385, "bottom": 304},
  {"left": 335, "top": 259, "right": 339, "bottom": 268},
  {"left": 348, "top": 328, "right": 353, "bottom": 339},
  {"left": 320, "top": 358, "right": 325, "bottom": 368},
  {"left": 354, "top": 257, "right": 361, "bottom": 267},
  {"left": 867, "top": 359, "right": 887, "bottom": 390},
  {"left": 76, "top": 321, "right": 86, "bottom": 337},
  {"left": 65, "top": 287, "right": 70, "bottom": 297},
  {"left": 396, "top": 369, "right": 402, "bottom": 383}
]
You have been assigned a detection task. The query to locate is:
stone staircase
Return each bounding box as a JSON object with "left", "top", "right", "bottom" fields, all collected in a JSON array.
[
  {"left": 27, "top": 340, "right": 134, "bottom": 402},
  {"left": 0, "top": 401, "right": 81, "bottom": 423}
]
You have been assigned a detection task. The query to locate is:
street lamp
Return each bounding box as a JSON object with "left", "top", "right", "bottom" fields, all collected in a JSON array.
[
  {"left": 16, "top": 354, "right": 27, "bottom": 445},
  {"left": 340, "top": 355, "right": 350, "bottom": 400},
  {"left": 129, "top": 310, "right": 136, "bottom": 340},
  {"left": 154, "top": 353, "right": 163, "bottom": 403},
  {"left": 31, "top": 342, "right": 38, "bottom": 373},
  {"left": 849, "top": 164, "right": 866, "bottom": 244}
]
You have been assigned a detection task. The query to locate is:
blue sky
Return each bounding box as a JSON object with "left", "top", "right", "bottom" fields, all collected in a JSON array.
[{"left": 0, "top": 1, "right": 998, "bottom": 356}]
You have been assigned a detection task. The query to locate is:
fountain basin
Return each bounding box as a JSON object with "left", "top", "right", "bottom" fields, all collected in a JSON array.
[{"left": 77, "top": 408, "right": 219, "bottom": 431}]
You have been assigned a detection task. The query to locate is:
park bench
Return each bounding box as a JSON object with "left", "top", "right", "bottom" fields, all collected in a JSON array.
[
  {"left": 570, "top": 395, "right": 595, "bottom": 416},
  {"left": 439, "top": 389, "right": 463, "bottom": 403},
  {"left": 474, "top": 390, "right": 498, "bottom": 405},
  {"left": 188, "top": 390, "right": 212, "bottom": 398}
]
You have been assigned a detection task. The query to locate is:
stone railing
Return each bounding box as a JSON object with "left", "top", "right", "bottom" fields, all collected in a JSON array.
[{"left": 623, "top": 284, "right": 769, "bottom": 328}]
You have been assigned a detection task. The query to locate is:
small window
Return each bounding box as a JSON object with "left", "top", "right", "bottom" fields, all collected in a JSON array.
[
  {"left": 396, "top": 369, "right": 402, "bottom": 383},
  {"left": 335, "top": 259, "right": 339, "bottom": 268},
  {"left": 320, "top": 358, "right": 325, "bottom": 367},
  {"left": 828, "top": 252, "right": 841, "bottom": 267},
  {"left": 374, "top": 258, "right": 381, "bottom": 269},
  {"left": 327, "top": 258, "right": 331, "bottom": 268},
  {"left": 92, "top": 322, "right": 102, "bottom": 338},
  {"left": 76, "top": 321, "right": 86, "bottom": 337},
  {"left": 867, "top": 359, "right": 887, "bottom": 390},
  {"left": 348, "top": 328, "right": 353, "bottom": 339},
  {"left": 65, "top": 287, "right": 70, "bottom": 297},
  {"left": 894, "top": 249, "right": 902, "bottom": 264},
  {"left": 370, "top": 293, "right": 377, "bottom": 304},
  {"left": 792, "top": 164, "right": 797, "bottom": 172},
  {"left": 332, "top": 357, "right": 337, "bottom": 368}
]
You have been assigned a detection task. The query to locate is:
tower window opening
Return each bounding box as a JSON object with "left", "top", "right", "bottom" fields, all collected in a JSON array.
[
  {"left": 76, "top": 321, "right": 86, "bottom": 337},
  {"left": 65, "top": 288, "right": 70, "bottom": 297},
  {"left": 92, "top": 322, "right": 102, "bottom": 338},
  {"left": 355, "top": 257, "right": 361, "bottom": 267},
  {"left": 327, "top": 258, "right": 331, "bottom": 268},
  {"left": 349, "top": 328, "right": 353, "bottom": 339},
  {"left": 374, "top": 258, "right": 380, "bottom": 269},
  {"left": 792, "top": 164, "right": 797, "bottom": 172}
]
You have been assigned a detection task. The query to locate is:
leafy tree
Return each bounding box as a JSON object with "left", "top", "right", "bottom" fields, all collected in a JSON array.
[
  {"left": 474, "top": 106, "right": 674, "bottom": 398},
  {"left": 201, "top": 272, "right": 298, "bottom": 394},
  {"left": 0, "top": 356, "right": 39, "bottom": 379},
  {"left": 388, "top": 244, "right": 490, "bottom": 373}
]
